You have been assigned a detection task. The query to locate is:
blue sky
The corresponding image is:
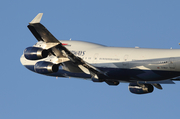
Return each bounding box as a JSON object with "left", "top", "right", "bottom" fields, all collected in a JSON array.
[{"left": 1, "top": 0, "right": 180, "bottom": 119}]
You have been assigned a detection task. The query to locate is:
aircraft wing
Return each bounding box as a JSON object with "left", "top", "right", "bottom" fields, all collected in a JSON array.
[{"left": 27, "top": 13, "right": 106, "bottom": 81}]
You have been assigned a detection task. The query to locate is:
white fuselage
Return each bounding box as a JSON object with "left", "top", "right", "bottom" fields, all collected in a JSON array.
[{"left": 20, "top": 40, "right": 180, "bottom": 82}]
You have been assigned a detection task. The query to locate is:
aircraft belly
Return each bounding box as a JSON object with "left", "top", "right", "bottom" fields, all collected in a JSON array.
[
  {"left": 98, "top": 67, "right": 180, "bottom": 81},
  {"left": 24, "top": 62, "right": 180, "bottom": 82}
]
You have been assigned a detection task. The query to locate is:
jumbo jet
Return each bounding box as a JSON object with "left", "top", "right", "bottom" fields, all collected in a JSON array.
[{"left": 20, "top": 13, "right": 180, "bottom": 94}]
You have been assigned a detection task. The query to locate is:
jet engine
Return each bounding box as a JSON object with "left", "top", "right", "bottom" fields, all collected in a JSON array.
[
  {"left": 24, "top": 47, "right": 48, "bottom": 60},
  {"left": 34, "top": 61, "right": 59, "bottom": 74},
  {"left": 128, "top": 83, "right": 154, "bottom": 94}
]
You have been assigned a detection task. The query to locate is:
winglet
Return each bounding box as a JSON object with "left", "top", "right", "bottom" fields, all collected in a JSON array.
[{"left": 29, "top": 13, "right": 43, "bottom": 24}]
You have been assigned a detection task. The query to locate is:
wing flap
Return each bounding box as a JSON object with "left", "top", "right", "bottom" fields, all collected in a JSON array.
[{"left": 78, "top": 65, "right": 91, "bottom": 74}]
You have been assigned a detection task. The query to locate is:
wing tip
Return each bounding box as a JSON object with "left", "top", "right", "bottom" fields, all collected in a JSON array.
[{"left": 29, "top": 13, "right": 43, "bottom": 24}]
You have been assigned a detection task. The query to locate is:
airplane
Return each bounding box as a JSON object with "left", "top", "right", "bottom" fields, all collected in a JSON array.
[{"left": 20, "top": 13, "right": 180, "bottom": 94}]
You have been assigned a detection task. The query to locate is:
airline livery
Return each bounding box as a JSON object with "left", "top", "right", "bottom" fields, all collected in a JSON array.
[{"left": 20, "top": 13, "right": 180, "bottom": 94}]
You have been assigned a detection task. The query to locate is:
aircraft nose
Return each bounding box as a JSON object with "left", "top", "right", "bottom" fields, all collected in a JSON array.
[
  {"left": 20, "top": 54, "right": 36, "bottom": 72},
  {"left": 20, "top": 54, "right": 25, "bottom": 65}
]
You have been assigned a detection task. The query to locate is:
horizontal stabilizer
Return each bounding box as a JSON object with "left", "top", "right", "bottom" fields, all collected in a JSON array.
[{"left": 29, "top": 13, "right": 43, "bottom": 24}]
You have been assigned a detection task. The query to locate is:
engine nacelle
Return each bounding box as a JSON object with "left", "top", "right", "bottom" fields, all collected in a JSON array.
[
  {"left": 34, "top": 61, "right": 59, "bottom": 74},
  {"left": 128, "top": 83, "right": 154, "bottom": 94},
  {"left": 24, "top": 47, "right": 48, "bottom": 60}
]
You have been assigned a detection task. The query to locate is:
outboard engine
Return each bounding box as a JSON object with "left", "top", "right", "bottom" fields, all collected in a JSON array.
[
  {"left": 34, "top": 61, "right": 59, "bottom": 74},
  {"left": 24, "top": 47, "right": 48, "bottom": 60},
  {"left": 128, "top": 83, "right": 154, "bottom": 94}
]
